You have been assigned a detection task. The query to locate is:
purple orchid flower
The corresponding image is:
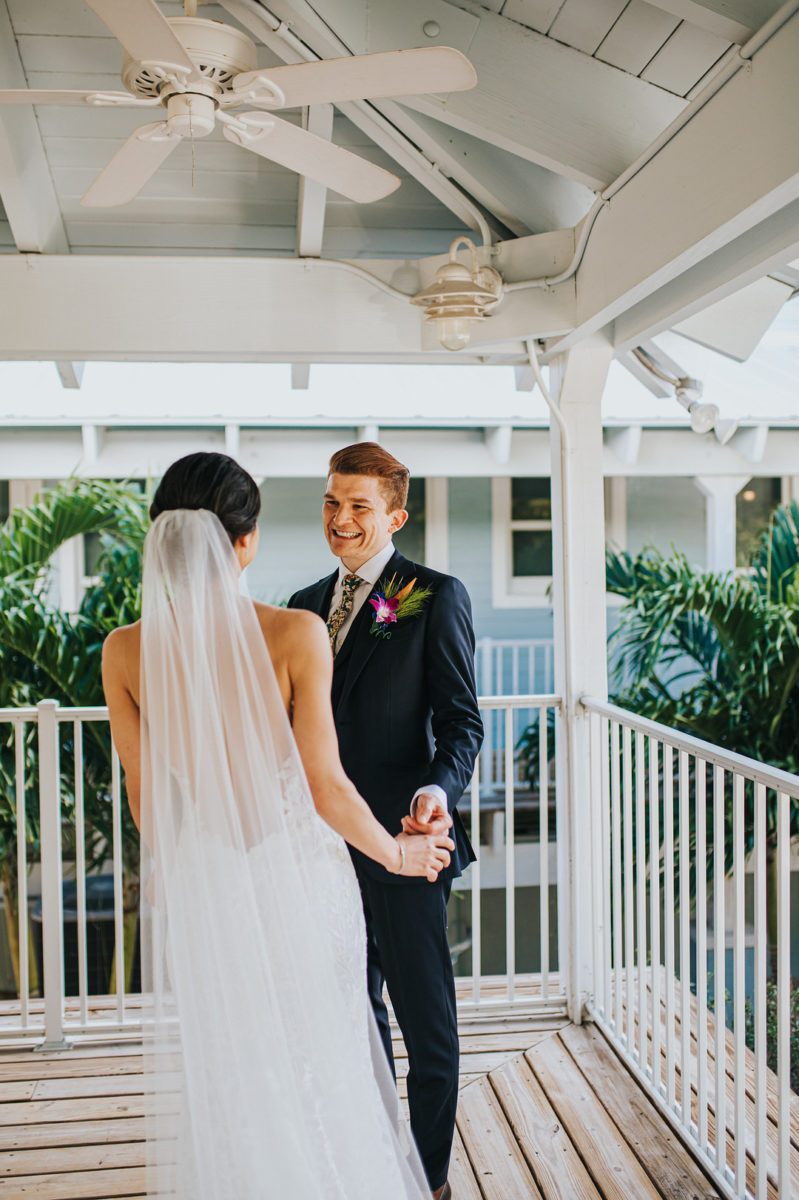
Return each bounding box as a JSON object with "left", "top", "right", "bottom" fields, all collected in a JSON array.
[{"left": 369, "top": 593, "right": 399, "bottom": 625}]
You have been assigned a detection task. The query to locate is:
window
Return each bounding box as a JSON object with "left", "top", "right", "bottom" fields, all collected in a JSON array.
[
  {"left": 736, "top": 477, "right": 782, "bottom": 566},
  {"left": 0, "top": 481, "right": 8, "bottom": 524},
  {"left": 492, "top": 477, "right": 552, "bottom": 607}
]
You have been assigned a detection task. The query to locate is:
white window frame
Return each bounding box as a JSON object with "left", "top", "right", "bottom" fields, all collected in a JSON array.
[{"left": 491, "top": 477, "right": 552, "bottom": 608}]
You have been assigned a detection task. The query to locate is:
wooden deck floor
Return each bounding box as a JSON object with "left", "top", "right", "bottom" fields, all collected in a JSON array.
[{"left": 0, "top": 983, "right": 726, "bottom": 1200}]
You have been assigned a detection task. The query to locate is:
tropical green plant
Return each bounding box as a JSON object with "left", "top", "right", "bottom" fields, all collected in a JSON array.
[
  {"left": 0, "top": 479, "right": 148, "bottom": 994},
  {"left": 745, "top": 982, "right": 799, "bottom": 1094}
]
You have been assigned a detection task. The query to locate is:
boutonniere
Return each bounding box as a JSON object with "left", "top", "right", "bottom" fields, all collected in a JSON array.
[{"left": 368, "top": 574, "right": 433, "bottom": 640}]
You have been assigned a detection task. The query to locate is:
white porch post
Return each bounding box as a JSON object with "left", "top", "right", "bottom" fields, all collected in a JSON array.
[
  {"left": 548, "top": 337, "right": 612, "bottom": 1023},
  {"left": 694, "top": 475, "right": 750, "bottom": 571}
]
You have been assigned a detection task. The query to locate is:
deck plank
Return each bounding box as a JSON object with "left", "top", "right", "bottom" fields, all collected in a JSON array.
[
  {"left": 456, "top": 1075, "right": 542, "bottom": 1199},
  {"left": 447, "top": 1123, "right": 483, "bottom": 1200},
  {"left": 559, "top": 1022, "right": 723, "bottom": 1200},
  {"left": 0, "top": 1117, "right": 148, "bottom": 1151},
  {"left": 526, "top": 1033, "right": 664, "bottom": 1200},
  {"left": 490, "top": 1053, "right": 602, "bottom": 1200},
  {"left": 3, "top": 1165, "right": 146, "bottom": 1198},
  {"left": 0, "top": 1139, "right": 146, "bottom": 1177}
]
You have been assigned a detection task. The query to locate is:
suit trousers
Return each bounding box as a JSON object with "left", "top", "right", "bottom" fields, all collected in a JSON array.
[{"left": 357, "top": 871, "right": 458, "bottom": 1192}]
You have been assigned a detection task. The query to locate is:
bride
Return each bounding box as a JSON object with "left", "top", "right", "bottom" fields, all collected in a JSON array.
[{"left": 102, "top": 451, "right": 454, "bottom": 1198}]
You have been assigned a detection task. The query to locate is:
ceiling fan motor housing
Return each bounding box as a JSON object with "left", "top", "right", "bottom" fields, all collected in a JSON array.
[{"left": 121, "top": 17, "right": 258, "bottom": 101}]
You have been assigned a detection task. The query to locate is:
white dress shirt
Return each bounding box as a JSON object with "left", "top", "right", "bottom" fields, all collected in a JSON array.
[{"left": 326, "top": 540, "right": 448, "bottom": 816}]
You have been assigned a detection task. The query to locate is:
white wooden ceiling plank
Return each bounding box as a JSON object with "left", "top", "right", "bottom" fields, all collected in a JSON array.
[
  {"left": 52, "top": 166, "right": 302, "bottom": 203},
  {"left": 501, "top": 1, "right": 567, "bottom": 34},
  {"left": 0, "top": 0, "right": 69, "bottom": 252},
  {"left": 647, "top": 2, "right": 784, "bottom": 42},
  {"left": 595, "top": 1, "right": 680, "bottom": 74},
  {"left": 15, "top": 35, "right": 122, "bottom": 75},
  {"left": 398, "top": 5, "right": 685, "bottom": 189},
  {"left": 544, "top": 12, "right": 799, "bottom": 354},
  {"left": 641, "top": 21, "right": 730, "bottom": 93},
  {"left": 65, "top": 221, "right": 298, "bottom": 251},
  {"left": 548, "top": 0, "right": 629, "bottom": 55},
  {"left": 6, "top": 0, "right": 233, "bottom": 36}
]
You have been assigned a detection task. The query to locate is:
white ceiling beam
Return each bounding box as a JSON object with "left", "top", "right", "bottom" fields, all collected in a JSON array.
[
  {"left": 357, "top": 423, "right": 380, "bottom": 442},
  {"left": 81, "top": 423, "right": 103, "bottom": 464},
  {"left": 513, "top": 364, "right": 535, "bottom": 392},
  {"left": 731, "top": 423, "right": 769, "bottom": 463},
  {"left": 296, "top": 104, "right": 333, "bottom": 258},
  {"left": 394, "top": 3, "right": 686, "bottom": 189},
  {"left": 225, "top": 423, "right": 241, "bottom": 457},
  {"left": 485, "top": 425, "right": 513, "bottom": 464},
  {"left": 54, "top": 361, "right": 85, "bottom": 390},
  {"left": 604, "top": 426, "right": 643, "bottom": 467},
  {"left": 544, "top": 11, "right": 799, "bottom": 357},
  {"left": 0, "top": 0, "right": 68, "bottom": 253},
  {"left": 0, "top": 252, "right": 573, "bottom": 362}
]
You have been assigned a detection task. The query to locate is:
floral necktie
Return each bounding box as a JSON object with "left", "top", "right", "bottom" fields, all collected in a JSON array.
[{"left": 327, "top": 573, "right": 363, "bottom": 653}]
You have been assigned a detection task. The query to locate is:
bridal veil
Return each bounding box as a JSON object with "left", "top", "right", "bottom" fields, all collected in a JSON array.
[{"left": 138, "top": 508, "right": 430, "bottom": 1198}]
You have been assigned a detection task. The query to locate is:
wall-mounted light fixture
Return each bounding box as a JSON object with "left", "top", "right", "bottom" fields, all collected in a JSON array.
[
  {"left": 631, "top": 347, "right": 737, "bottom": 443},
  {"left": 411, "top": 235, "right": 503, "bottom": 351}
]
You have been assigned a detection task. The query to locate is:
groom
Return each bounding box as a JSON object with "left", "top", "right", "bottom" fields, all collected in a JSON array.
[{"left": 289, "top": 443, "right": 482, "bottom": 1198}]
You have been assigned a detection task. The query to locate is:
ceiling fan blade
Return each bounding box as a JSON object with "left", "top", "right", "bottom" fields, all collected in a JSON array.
[
  {"left": 224, "top": 113, "right": 400, "bottom": 203},
  {"left": 232, "top": 47, "right": 477, "bottom": 109},
  {"left": 86, "top": 0, "right": 199, "bottom": 78},
  {"left": 0, "top": 89, "right": 154, "bottom": 106},
  {"left": 81, "top": 122, "right": 182, "bottom": 208}
]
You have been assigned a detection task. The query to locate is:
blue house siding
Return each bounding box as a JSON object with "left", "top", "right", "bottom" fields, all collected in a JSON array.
[
  {"left": 249, "top": 478, "right": 331, "bottom": 604},
  {"left": 626, "top": 476, "right": 706, "bottom": 566}
]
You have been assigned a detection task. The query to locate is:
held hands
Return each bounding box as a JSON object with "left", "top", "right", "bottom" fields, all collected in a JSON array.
[
  {"left": 393, "top": 831, "right": 454, "bottom": 882},
  {"left": 401, "top": 791, "right": 453, "bottom": 838}
]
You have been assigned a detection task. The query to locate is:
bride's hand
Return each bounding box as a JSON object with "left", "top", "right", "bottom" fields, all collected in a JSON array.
[{"left": 393, "top": 831, "right": 454, "bottom": 882}]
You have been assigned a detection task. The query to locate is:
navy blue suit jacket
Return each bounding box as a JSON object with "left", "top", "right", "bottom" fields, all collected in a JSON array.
[{"left": 288, "top": 549, "right": 482, "bottom": 884}]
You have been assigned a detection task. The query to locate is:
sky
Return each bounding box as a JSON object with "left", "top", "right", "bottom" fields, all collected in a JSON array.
[{"left": 0, "top": 296, "right": 796, "bottom": 427}]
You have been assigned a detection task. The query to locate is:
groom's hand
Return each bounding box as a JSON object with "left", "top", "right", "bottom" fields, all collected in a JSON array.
[{"left": 401, "top": 791, "right": 453, "bottom": 837}]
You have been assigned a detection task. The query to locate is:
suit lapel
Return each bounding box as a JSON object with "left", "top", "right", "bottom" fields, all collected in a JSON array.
[{"left": 335, "top": 551, "right": 413, "bottom": 710}]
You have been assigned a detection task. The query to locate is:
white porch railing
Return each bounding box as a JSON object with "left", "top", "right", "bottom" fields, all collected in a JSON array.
[
  {"left": 0, "top": 694, "right": 565, "bottom": 1045},
  {"left": 583, "top": 698, "right": 797, "bottom": 1200}
]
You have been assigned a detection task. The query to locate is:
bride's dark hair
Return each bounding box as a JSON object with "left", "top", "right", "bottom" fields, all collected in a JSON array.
[{"left": 150, "top": 452, "right": 261, "bottom": 544}]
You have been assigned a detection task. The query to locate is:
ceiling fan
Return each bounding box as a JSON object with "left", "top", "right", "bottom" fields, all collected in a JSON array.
[{"left": 0, "top": 0, "right": 477, "bottom": 206}]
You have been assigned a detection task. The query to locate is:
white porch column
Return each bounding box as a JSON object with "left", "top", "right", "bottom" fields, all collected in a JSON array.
[
  {"left": 694, "top": 476, "right": 750, "bottom": 571},
  {"left": 548, "top": 337, "right": 612, "bottom": 1023}
]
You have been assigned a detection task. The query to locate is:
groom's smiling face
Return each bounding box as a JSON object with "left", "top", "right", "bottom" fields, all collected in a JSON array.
[{"left": 323, "top": 473, "right": 408, "bottom": 570}]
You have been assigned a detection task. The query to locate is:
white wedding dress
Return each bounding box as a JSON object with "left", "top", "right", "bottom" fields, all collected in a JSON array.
[{"left": 139, "top": 509, "right": 430, "bottom": 1198}]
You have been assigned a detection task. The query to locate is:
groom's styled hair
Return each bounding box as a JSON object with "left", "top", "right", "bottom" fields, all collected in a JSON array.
[{"left": 328, "top": 442, "right": 410, "bottom": 513}]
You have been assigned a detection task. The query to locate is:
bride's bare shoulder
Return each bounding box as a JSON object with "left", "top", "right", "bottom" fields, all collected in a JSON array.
[
  {"left": 252, "top": 602, "right": 328, "bottom": 654},
  {"left": 103, "top": 620, "right": 141, "bottom": 663}
]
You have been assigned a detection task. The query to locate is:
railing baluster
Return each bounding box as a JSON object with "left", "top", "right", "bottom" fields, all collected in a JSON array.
[
  {"left": 777, "top": 790, "right": 789, "bottom": 1199},
  {"left": 648, "top": 735, "right": 661, "bottom": 1093},
  {"left": 15, "top": 721, "right": 29, "bottom": 1028},
  {"left": 470, "top": 761, "right": 481, "bottom": 1007},
  {"left": 589, "top": 712, "right": 602, "bottom": 1017},
  {"left": 695, "top": 757, "right": 708, "bottom": 1154},
  {"left": 663, "top": 743, "right": 676, "bottom": 1111},
  {"left": 37, "top": 700, "right": 69, "bottom": 1051},
  {"left": 539, "top": 705, "right": 549, "bottom": 1001},
  {"left": 733, "top": 772, "right": 746, "bottom": 1195},
  {"left": 712, "top": 764, "right": 727, "bottom": 1179},
  {"left": 622, "top": 724, "right": 634, "bottom": 1052},
  {"left": 610, "top": 720, "right": 622, "bottom": 1038},
  {"left": 111, "top": 747, "right": 125, "bottom": 1022},
  {"left": 504, "top": 704, "right": 515, "bottom": 1002},
  {"left": 74, "top": 720, "right": 88, "bottom": 1027},
  {"left": 599, "top": 716, "right": 612, "bottom": 1021},
  {"left": 678, "top": 749, "right": 691, "bottom": 1130},
  {"left": 753, "top": 782, "right": 767, "bottom": 1200},
  {"left": 635, "top": 729, "right": 647, "bottom": 1071}
]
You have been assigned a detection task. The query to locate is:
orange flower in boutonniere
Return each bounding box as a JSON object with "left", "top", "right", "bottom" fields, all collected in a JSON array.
[{"left": 368, "top": 574, "right": 434, "bottom": 640}]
